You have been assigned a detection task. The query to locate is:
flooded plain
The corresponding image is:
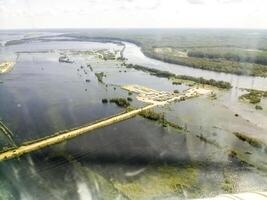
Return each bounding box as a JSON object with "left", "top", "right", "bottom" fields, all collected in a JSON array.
[{"left": 0, "top": 32, "right": 267, "bottom": 199}]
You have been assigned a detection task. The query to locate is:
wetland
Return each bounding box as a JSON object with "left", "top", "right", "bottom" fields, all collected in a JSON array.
[{"left": 0, "top": 29, "right": 267, "bottom": 199}]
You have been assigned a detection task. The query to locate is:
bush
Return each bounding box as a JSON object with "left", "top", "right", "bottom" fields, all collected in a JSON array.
[
  {"left": 95, "top": 72, "right": 105, "bottom": 83},
  {"left": 102, "top": 98, "right": 108, "bottom": 104},
  {"left": 139, "top": 110, "right": 162, "bottom": 121},
  {"left": 109, "top": 98, "right": 130, "bottom": 107},
  {"left": 255, "top": 105, "right": 263, "bottom": 110},
  {"left": 233, "top": 132, "right": 263, "bottom": 148},
  {"left": 239, "top": 89, "right": 267, "bottom": 104}
]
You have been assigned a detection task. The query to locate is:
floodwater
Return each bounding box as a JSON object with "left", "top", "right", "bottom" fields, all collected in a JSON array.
[
  {"left": 0, "top": 32, "right": 267, "bottom": 199},
  {"left": 123, "top": 42, "right": 267, "bottom": 91}
]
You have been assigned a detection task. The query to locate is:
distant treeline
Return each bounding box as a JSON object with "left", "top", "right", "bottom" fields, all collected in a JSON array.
[
  {"left": 142, "top": 47, "right": 267, "bottom": 77},
  {"left": 124, "top": 63, "right": 232, "bottom": 89},
  {"left": 6, "top": 32, "right": 267, "bottom": 77},
  {"left": 188, "top": 50, "right": 267, "bottom": 66}
]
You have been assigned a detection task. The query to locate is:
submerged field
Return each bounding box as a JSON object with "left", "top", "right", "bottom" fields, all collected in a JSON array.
[{"left": 0, "top": 30, "right": 267, "bottom": 199}]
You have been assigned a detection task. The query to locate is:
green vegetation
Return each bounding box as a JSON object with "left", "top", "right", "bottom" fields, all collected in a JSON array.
[
  {"left": 176, "top": 75, "right": 231, "bottom": 89},
  {"left": 124, "top": 63, "right": 232, "bottom": 89},
  {"left": 113, "top": 165, "right": 198, "bottom": 200},
  {"left": 188, "top": 47, "right": 267, "bottom": 66},
  {"left": 109, "top": 98, "right": 130, "bottom": 107},
  {"left": 95, "top": 72, "right": 105, "bottom": 83},
  {"left": 221, "top": 170, "right": 236, "bottom": 193},
  {"left": 139, "top": 110, "right": 162, "bottom": 121},
  {"left": 145, "top": 48, "right": 267, "bottom": 77},
  {"left": 127, "top": 97, "right": 133, "bottom": 102},
  {"left": 239, "top": 89, "right": 267, "bottom": 104},
  {"left": 172, "top": 81, "right": 182, "bottom": 85},
  {"left": 255, "top": 105, "right": 263, "bottom": 110},
  {"left": 161, "top": 119, "right": 183, "bottom": 130},
  {"left": 210, "top": 92, "right": 217, "bottom": 100},
  {"left": 196, "top": 134, "right": 220, "bottom": 148},
  {"left": 95, "top": 49, "right": 116, "bottom": 60},
  {"left": 102, "top": 98, "right": 108, "bottom": 104},
  {"left": 233, "top": 132, "right": 264, "bottom": 149},
  {"left": 139, "top": 109, "right": 183, "bottom": 130}
]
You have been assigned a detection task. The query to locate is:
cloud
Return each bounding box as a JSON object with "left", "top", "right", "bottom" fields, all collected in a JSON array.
[
  {"left": 114, "top": 0, "right": 161, "bottom": 11},
  {"left": 186, "top": 0, "right": 205, "bottom": 4},
  {"left": 217, "top": 0, "right": 243, "bottom": 4},
  {"left": 0, "top": 0, "right": 267, "bottom": 29}
]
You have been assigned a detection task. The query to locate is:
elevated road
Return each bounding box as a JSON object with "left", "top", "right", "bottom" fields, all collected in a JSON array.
[
  {"left": 0, "top": 104, "right": 157, "bottom": 161},
  {"left": 0, "top": 86, "right": 210, "bottom": 162}
]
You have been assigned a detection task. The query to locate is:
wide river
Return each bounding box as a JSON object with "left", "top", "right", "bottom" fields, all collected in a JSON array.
[
  {"left": 2, "top": 33, "right": 267, "bottom": 91},
  {"left": 122, "top": 42, "right": 267, "bottom": 91}
]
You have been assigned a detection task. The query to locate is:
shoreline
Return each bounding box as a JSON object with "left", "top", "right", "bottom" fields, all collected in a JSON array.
[
  {"left": 58, "top": 35, "right": 267, "bottom": 78},
  {"left": 4, "top": 36, "right": 267, "bottom": 91},
  {"left": 6, "top": 34, "right": 267, "bottom": 78}
]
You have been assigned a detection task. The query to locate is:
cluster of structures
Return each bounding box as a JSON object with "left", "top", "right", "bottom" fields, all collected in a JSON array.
[
  {"left": 69, "top": 48, "right": 124, "bottom": 61},
  {"left": 58, "top": 55, "right": 74, "bottom": 63},
  {"left": 0, "top": 61, "right": 15, "bottom": 74}
]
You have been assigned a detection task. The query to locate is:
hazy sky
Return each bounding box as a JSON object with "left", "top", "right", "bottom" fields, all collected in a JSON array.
[{"left": 0, "top": 0, "right": 267, "bottom": 29}]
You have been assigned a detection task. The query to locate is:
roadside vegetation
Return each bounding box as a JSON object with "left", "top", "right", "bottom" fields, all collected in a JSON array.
[{"left": 139, "top": 109, "right": 183, "bottom": 131}]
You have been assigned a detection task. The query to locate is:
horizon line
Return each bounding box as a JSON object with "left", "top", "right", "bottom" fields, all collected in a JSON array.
[{"left": 1, "top": 27, "right": 267, "bottom": 31}]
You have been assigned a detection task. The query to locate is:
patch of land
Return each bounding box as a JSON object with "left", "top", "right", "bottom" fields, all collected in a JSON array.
[
  {"left": 123, "top": 63, "right": 232, "bottom": 89},
  {"left": 239, "top": 89, "right": 267, "bottom": 104},
  {"left": 0, "top": 61, "right": 15, "bottom": 74},
  {"left": 70, "top": 48, "right": 125, "bottom": 61},
  {"left": 122, "top": 84, "right": 211, "bottom": 105},
  {"left": 146, "top": 47, "right": 267, "bottom": 77}
]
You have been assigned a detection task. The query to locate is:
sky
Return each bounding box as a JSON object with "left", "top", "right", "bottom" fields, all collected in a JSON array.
[{"left": 0, "top": 0, "right": 267, "bottom": 29}]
